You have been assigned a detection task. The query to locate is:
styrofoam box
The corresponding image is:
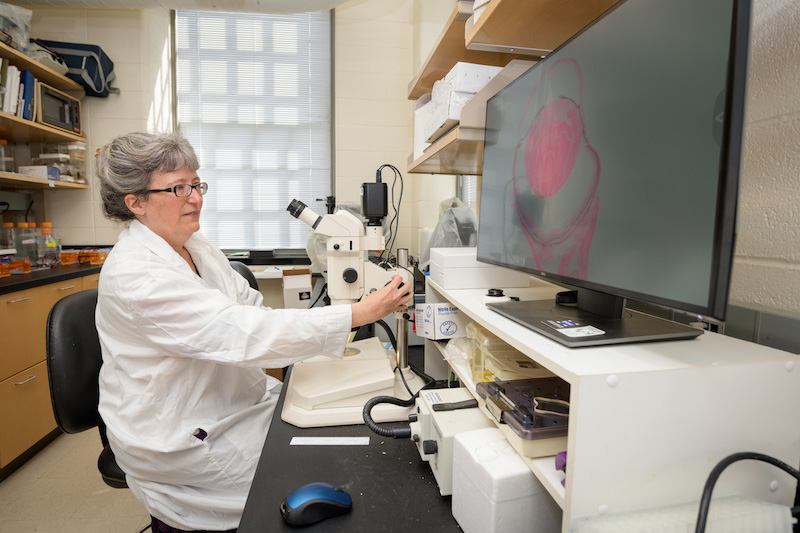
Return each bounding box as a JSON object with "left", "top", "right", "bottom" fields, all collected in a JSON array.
[
  {"left": 452, "top": 427, "right": 561, "bottom": 533},
  {"left": 414, "top": 93, "right": 433, "bottom": 160},
  {"left": 429, "top": 247, "right": 531, "bottom": 290},
  {"left": 415, "top": 303, "right": 468, "bottom": 340},
  {"left": 424, "top": 80, "right": 474, "bottom": 143},
  {"left": 444, "top": 62, "right": 504, "bottom": 94}
]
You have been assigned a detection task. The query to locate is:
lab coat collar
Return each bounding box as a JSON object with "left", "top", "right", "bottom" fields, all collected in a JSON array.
[{"left": 127, "top": 219, "right": 205, "bottom": 276}]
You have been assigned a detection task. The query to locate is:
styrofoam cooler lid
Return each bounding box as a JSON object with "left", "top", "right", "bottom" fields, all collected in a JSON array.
[{"left": 454, "top": 427, "right": 544, "bottom": 502}]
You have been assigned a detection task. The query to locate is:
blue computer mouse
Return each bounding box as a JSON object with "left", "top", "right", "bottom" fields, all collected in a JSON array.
[{"left": 280, "top": 482, "right": 352, "bottom": 526}]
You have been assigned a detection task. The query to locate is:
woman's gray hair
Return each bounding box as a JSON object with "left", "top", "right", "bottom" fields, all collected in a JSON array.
[{"left": 96, "top": 131, "right": 200, "bottom": 222}]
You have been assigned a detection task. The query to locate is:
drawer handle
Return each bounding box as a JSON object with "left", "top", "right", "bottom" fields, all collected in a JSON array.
[
  {"left": 57, "top": 285, "right": 77, "bottom": 291},
  {"left": 15, "top": 375, "right": 37, "bottom": 385},
  {"left": 6, "top": 297, "right": 30, "bottom": 304}
]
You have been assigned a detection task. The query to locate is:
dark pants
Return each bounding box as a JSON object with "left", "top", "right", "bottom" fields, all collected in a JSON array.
[{"left": 150, "top": 516, "right": 237, "bottom": 533}]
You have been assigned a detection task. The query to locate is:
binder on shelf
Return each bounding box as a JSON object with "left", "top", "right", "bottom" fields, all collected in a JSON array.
[
  {"left": 3, "top": 64, "right": 19, "bottom": 114},
  {"left": 18, "top": 70, "right": 34, "bottom": 120}
]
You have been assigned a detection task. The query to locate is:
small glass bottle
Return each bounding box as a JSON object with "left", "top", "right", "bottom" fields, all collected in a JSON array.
[
  {"left": 0, "top": 139, "right": 15, "bottom": 172},
  {"left": 15, "top": 222, "right": 35, "bottom": 261},
  {"left": 39, "top": 222, "right": 61, "bottom": 266},
  {"left": 1, "top": 222, "right": 14, "bottom": 250}
]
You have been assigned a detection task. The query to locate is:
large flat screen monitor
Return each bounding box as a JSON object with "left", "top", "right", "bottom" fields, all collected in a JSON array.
[{"left": 477, "top": 0, "right": 751, "bottom": 347}]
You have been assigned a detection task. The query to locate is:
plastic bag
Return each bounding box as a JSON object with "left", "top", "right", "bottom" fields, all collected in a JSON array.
[
  {"left": 0, "top": 3, "right": 31, "bottom": 52},
  {"left": 419, "top": 203, "right": 477, "bottom": 272}
]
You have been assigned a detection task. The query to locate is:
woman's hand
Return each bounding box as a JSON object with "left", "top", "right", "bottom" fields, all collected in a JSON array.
[{"left": 351, "top": 275, "right": 413, "bottom": 328}]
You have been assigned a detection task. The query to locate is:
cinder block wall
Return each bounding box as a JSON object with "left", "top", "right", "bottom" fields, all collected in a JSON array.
[{"left": 729, "top": 0, "right": 800, "bottom": 321}]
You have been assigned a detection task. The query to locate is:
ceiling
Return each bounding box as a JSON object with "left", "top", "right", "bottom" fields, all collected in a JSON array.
[{"left": 11, "top": 0, "right": 348, "bottom": 14}]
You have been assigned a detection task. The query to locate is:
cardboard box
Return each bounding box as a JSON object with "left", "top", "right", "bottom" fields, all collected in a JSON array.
[
  {"left": 282, "top": 268, "right": 312, "bottom": 309},
  {"left": 18, "top": 165, "right": 60, "bottom": 181},
  {"left": 415, "top": 303, "right": 468, "bottom": 340},
  {"left": 429, "top": 247, "right": 531, "bottom": 290}
]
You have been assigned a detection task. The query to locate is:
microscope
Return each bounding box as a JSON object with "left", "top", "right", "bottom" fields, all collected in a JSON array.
[{"left": 281, "top": 179, "right": 424, "bottom": 428}]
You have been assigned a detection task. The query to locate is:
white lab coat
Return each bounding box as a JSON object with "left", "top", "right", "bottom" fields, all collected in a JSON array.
[{"left": 97, "top": 220, "right": 351, "bottom": 531}]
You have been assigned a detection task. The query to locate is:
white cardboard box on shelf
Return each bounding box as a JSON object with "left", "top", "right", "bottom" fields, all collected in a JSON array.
[
  {"left": 444, "top": 62, "right": 504, "bottom": 94},
  {"left": 452, "top": 427, "right": 562, "bottom": 533},
  {"left": 429, "top": 247, "right": 531, "bottom": 290},
  {"left": 415, "top": 303, "right": 467, "bottom": 340},
  {"left": 18, "top": 165, "right": 60, "bottom": 181},
  {"left": 282, "top": 268, "right": 312, "bottom": 309}
]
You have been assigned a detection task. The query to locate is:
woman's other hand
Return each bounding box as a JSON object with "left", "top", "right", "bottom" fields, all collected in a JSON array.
[{"left": 351, "top": 275, "right": 413, "bottom": 328}]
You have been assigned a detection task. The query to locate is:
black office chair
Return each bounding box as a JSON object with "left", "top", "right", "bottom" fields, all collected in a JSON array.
[
  {"left": 230, "top": 260, "right": 259, "bottom": 290},
  {"left": 45, "top": 288, "right": 128, "bottom": 489}
]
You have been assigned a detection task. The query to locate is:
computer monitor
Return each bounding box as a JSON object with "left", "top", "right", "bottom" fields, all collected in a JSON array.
[{"left": 476, "top": 0, "right": 751, "bottom": 347}]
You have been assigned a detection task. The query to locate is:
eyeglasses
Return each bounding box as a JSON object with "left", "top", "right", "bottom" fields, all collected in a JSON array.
[{"left": 143, "top": 182, "right": 208, "bottom": 197}]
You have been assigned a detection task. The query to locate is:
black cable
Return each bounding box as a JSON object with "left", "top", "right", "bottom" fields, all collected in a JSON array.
[
  {"left": 374, "top": 319, "right": 397, "bottom": 351},
  {"left": 309, "top": 282, "right": 327, "bottom": 308},
  {"left": 695, "top": 452, "right": 800, "bottom": 533}
]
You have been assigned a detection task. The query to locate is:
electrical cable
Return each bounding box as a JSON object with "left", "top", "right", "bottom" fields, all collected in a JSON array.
[
  {"left": 375, "top": 164, "right": 403, "bottom": 263},
  {"left": 694, "top": 451, "right": 800, "bottom": 533}
]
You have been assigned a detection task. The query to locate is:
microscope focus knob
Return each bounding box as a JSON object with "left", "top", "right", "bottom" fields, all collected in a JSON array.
[
  {"left": 422, "top": 440, "right": 438, "bottom": 455},
  {"left": 342, "top": 268, "right": 358, "bottom": 284}
]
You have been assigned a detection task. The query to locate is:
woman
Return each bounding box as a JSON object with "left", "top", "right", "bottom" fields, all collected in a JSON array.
[{"left": 95, "top": 132, "right": 411, "bottom": 532}]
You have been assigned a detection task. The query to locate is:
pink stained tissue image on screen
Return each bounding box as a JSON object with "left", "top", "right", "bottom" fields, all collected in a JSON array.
[{"left": 512, "top": 58, "right": 600, "bottom": 279}]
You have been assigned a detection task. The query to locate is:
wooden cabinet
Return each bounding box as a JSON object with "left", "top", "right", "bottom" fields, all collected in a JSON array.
[
  {"left": 0, "top": 276, "right": 87, "bottom": 468},
  {"left": 0, "top": 41, "right": 88, "bottom": 191},
  {"left": 408, "top": 0, "right": 618, "bottom": 175},
  {"left": 0, "top": 361, "right": 56, "bottom": 468},
  {"left": 425, "top": 279, "right": 800, "bottom": 530}
]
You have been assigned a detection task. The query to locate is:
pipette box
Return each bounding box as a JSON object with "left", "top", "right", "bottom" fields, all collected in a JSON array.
[
  {"left": 476, "top": 377, "right": 570, "bottom": 458},
  {"left": 452, "top": 427, "right": 561, "bottom": 533}
]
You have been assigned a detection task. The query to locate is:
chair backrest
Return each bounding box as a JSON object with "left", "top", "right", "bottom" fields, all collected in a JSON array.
[
  {"left": 230, "top": 260, "right": 259, "bottom": 291},
  {"left": 46, "top": 288, "right": 102, "bottom": 435}
]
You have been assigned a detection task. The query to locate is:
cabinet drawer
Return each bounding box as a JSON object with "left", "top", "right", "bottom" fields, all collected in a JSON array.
[
  {"left": 83, "top": 273, "right": 100, "bottom": 290},
  {"left": 0, "top": 280, "right": 83, "bottom": 379},
  {"left": 0, "top": 361, "right": 57, "bottom": 468}
]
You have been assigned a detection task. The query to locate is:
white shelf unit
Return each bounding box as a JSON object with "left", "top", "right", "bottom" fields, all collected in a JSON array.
[{"left": 424, "top": 277, "right": 800, "bottom": 531}]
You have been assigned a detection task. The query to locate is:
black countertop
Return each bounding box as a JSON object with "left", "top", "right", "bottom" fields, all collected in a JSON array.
[
  {"left": 0, "top": 263, "right": 103, "bottom": 295},
  {"left": 239, "top": 367, "right": 462, "bottom": 532}
]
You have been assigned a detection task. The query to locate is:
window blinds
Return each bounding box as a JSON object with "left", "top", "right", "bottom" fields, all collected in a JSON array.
[{"left": 175, "top": 9, "right": 332, "bottom": 249}]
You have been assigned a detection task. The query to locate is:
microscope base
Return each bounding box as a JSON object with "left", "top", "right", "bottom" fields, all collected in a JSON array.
[{"left": 280, "top": 338, "right": 426, "bottom": 428}]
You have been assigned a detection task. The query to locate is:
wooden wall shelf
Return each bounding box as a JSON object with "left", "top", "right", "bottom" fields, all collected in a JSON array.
[{"left": 0, "top": 171, "right": 86, "bottom": 190}]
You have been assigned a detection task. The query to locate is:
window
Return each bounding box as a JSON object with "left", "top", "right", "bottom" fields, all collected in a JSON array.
[{"left": 174, "top": 10, "right": 332, "bottom": 250}]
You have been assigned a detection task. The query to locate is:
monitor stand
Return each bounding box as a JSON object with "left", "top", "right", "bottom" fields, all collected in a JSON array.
[{"left": 486, "top": 288, "right": 703, "bottom": 348}]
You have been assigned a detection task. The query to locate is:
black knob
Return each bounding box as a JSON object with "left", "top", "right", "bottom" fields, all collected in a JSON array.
[
  {"left": 333, "top": 243, "right": 340, "bottom": 250},
  {"left": 408, "top": 413, "right": 418, "bottom": 422},
  {"left": 343, "top": 268, "right": 358, "bottom": 283},
  {"left": 422, "top": 440, "right": 438, "bottom": 455}
]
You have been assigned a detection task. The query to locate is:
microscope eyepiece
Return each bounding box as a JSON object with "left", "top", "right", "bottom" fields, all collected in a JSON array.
[{"left": 287, "top": 199, "right": 306, "bottom": 219}]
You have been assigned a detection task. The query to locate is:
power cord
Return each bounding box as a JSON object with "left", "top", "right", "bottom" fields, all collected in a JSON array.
[{"left": 695, "top": 451, "right": 800, "bottom": 533}]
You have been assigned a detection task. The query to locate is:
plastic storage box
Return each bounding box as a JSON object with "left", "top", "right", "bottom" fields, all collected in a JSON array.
[
  {"left": 476, "top": 377, "right": 570, "bottom": 458},
  {"left": 466, "top": 322, "right": 553, "bottom": 383}
]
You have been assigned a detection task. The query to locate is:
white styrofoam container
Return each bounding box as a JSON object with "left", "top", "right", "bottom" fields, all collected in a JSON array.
[
  {"left": 415, "top": 303, "right": 467, "bottom": 340},
  {"left": 425, "top": 80, "right": 474, "bottom": 142},
  {"left": 452, "top": 427, "right": 561, "bottom": 533},
  {"left": 414, "top": 93, "right": 433, "bottom": 160},
  {"left": 444, "top": 62, "right": 504, "bottom": 94},
  {"left": 429, "top": 247, "right": 531, "bottom": 290}
]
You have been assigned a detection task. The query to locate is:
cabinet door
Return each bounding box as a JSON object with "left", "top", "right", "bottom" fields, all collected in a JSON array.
[
  {"left": 0, "top": 280, "right": 83, "bottom": 379},
  {"left": 0, "top": 361, "right": 57, "bottom": 468}
]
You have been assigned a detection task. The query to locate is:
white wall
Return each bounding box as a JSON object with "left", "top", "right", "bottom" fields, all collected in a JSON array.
[
  {"left": 728, "top": 0, "right": 800, "bottom": 319},
  {"left": 30, "top": 7, "right": 171, "bottom": 246}
]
